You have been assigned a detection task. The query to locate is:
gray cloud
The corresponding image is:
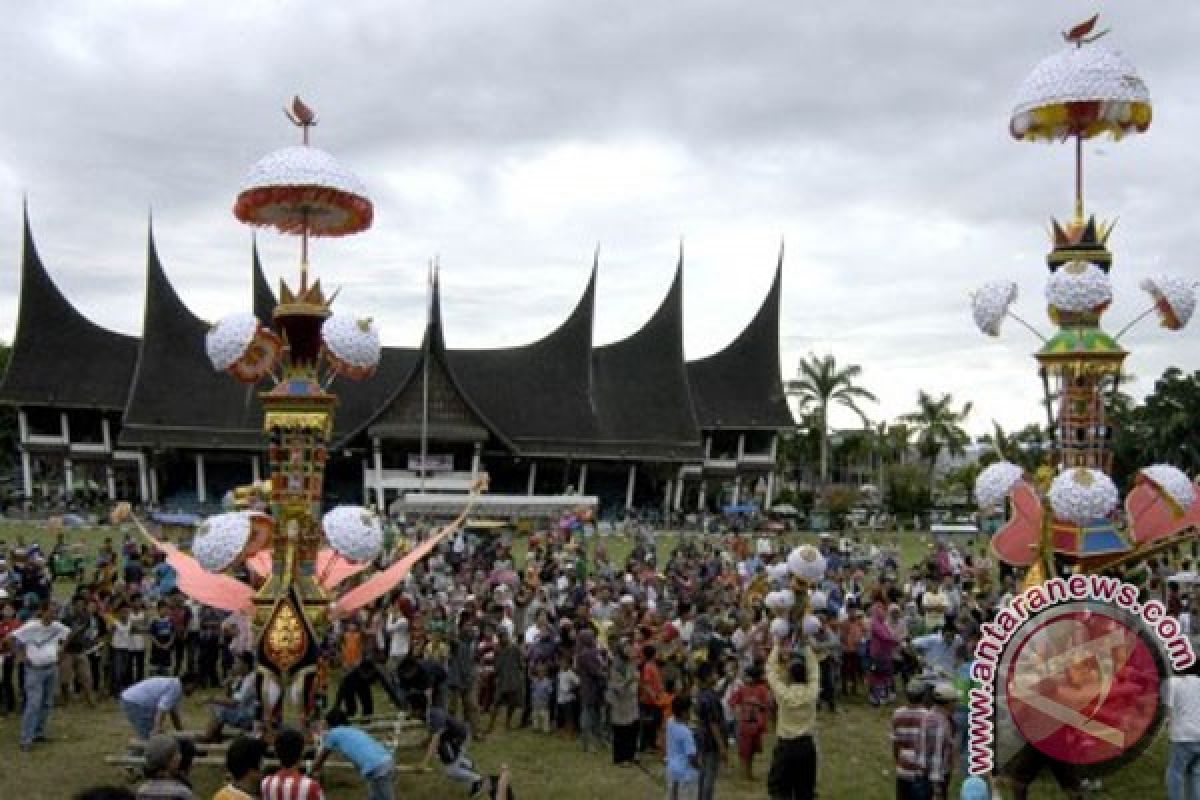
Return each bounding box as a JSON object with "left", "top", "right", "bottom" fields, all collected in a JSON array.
[{"left": 0, "top": 1, "right": 1196, "bottom": 438}]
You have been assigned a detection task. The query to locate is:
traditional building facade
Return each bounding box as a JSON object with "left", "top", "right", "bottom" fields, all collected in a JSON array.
[{"left": 1, "top": 214, "right": 794, "bottom": 517}]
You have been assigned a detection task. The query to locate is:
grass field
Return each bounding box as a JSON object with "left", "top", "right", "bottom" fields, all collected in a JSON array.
[{"left": 0, "top": 520, "right": 1174, "bottom": 798}]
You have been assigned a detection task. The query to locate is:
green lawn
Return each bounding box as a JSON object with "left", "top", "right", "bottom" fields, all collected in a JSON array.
[{"left": 0, "top": 520, "right": 1174, "bottom": 798}]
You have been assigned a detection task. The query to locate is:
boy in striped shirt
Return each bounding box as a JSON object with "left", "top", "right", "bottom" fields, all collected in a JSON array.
[
  {"left": 891, "top": 679, "right": 930, "bottom": 800},
  {"left": 261, "top": 727, "right": 324, "bottom": 800}
]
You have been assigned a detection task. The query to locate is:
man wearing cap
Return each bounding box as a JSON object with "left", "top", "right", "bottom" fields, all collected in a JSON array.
[
  {"left": 135, "top": 734, "right": 194, "bottom": 799},
  {"left": 12, "top": 599, "right": 70, "bottom": 751},
  {"left": 764, "top": 641, "right": 819, "bottom": 800},
  {"left": 891, "top": 679, "right": 930, "bottom": 800},
  {"left": 917, "top": 682, "right": 958, "bottom": 800}
]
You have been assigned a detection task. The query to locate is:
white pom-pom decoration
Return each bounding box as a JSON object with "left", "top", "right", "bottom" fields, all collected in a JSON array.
[
  {"left": 206, "top": 314, "right": 259, "bottom": 372},
  {"left": 975, "top": 461, "right": 1024, "bottom": 510},
  {"left": 769, "top": 617, "right": 790, "bottom": 640},
  {"left": 1140, "top": 464, "right": 1196, "bottom": 512},
  {"left": 240, "top": 146, "right": 369, "bottom": 201},
  {"left": 322, "top": 315, "right": 382, "bottom": 379},
  {"left": 801, "top": 614, "right": 821, "bottom": 637},
  {"left": 1140, "top": 276, "right": 1197, "bottom": 331},
  {"left": 787, "top": 545, "right": 827, "bottom": 581},
  {"left": 971, "top": 281, "right": 1018, "bottom": 337},
  {"left": 766, "top": 563, "right": 791, "bottom": 583},
  {"left": 192, "top": 511, "right": 256, "bottom": 572},
  {"left": 322, "top": 505, "right": 384, "bottom": 563},
  {"left": 1045, "top": 262, "right": 1112, "bottom": 313},
  {"left": 1012, "top": 44, "right": 1150, "bottom": 122},
  {"left": 809, "top": 590, "right": 828, "bottom": 611},
  {"left": 778, "top": 589, "right": 796, "bottom": 610},
  {"left": 1049, "top": 468, "right": 1119, "bottom": 525}
]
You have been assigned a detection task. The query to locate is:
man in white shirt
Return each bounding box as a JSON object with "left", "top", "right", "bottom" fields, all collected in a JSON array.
[
  {"left": 120, "top": 673, "right": 198, "bottom": 740},
  {"left": 13, "top": 600, "right": 70, "bottom": 751}
]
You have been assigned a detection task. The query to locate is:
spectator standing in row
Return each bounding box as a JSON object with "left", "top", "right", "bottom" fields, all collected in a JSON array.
[{"left": 13, "top": 599, "right": 70, "bottom": 751}]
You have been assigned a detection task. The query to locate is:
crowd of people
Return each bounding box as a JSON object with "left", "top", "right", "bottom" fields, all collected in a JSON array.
[{"left": 3, "top": 519, "right": 1200, "bottom": 799}]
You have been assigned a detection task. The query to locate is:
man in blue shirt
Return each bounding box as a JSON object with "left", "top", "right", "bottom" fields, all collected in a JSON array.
[
  {"left": 912, "top": 622, "right": 961, "bottom": 678},
  {"left": 666, "top": 695, "right": 699, "bottom": 800},
  {"left": 314, "top": 709, "right": 396, "bottom": 800}
]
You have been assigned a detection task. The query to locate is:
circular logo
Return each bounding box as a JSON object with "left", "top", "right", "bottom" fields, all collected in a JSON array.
[{"left": 1002, "top": 604, "right": 1166, "bottom": 768}]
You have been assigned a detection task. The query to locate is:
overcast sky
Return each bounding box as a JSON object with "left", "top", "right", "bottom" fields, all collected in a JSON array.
[{"left": 0, "top": 1, "right": 1196, "bottom": 436}]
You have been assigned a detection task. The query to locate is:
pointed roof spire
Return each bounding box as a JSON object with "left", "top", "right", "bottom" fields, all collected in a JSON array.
[
  {"left": 0, "top": 206, "right": 138, "bottom": 409},
  {"left": 251, "top": 236, "right": 277, "bottom": 323}
]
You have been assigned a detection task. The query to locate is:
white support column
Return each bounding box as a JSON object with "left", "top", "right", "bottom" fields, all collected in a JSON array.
[
  {"left": 732, "top": 476, "right": 741, "bottom": 506},
  {"left": 765, "top": 471, "right": 777, "bottom": 508},
  {"left": 17, "top": 409, "right": 28, "bottom": 443},
  {"left": 102, "top": 417, "right": 112, "bottom": 452},
  {"left": 625, "top": 464, "right": 637, "bottom": 510},
  {"left": 769, "top": 433, "right": 779, "bottom": 462},
  {"left": 251, "top": 455, "right": 261, "bottom": 484},
  {"left": 20, "top": 450, "right": 32, "bottom": 500},
  {"left": 60, "top": 411, "right": 71, "bottom": 443},
  {"left": 662, "top": 479, "right": 673, "bottom": 515},
  {"left": 149, "top": 462, "right": 159, "bottom": 506},
  {"left": 578, "top": 463, "right": 588, "bottom": 495},
  {"left": 373, "top": 438, "right": 384, "bottom": 507},
  {"left": 697, "top": 480, "right": 707, "bottom": 512},
  {"left": 106, "top": 465, "right": 117, "bottom": 501},
  {"left": 704, "top": 435, "right": 712, "bottom": 461},
  {"left": 736, "top": 433, "right": 745, "bottom": 461},
  {"left": 526, "top": 462, "right": 537, "bottom": 496},
  {"left": 64, "top": 457, "right": 74, "bottom": 499},
  {"left": 470, "top": 442, "right": 482, "bottom": 482},
  {"left": 673, "top": 469, "right": 686, "bottom": 511},
  {"left": 136, "top": 454, "right": 149, "bottom": 505},
  {"left": 195, "top": 453, "right": 207, "bottom": 505}
]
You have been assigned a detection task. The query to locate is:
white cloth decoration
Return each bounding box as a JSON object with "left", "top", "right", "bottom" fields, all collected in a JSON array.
[
  {"left": 787, "top": 545, "right": 827, "bottom": 581},
  {"left": 975, "top": 461, "right": 1024, "bottom": 510},
  {"left": 1045, "top": 262, "right": 1112, "bottom": 313},
  {"left": 971, "top": 281, "right": 1018, "bottom": 337},
  {"left": 1048, "top": 468, "right": 1119, "bottom": 525},
  {"left": 1013, "top": 44, "right": 1150, "bottom": 117},
  {"left": 809, "top": 590, "right": 828, "bottom": 611},
  {"left": 769, "top": 617, "right": 790, "bottom": 640},
  {"left": 240, "top": 146, "right": 369, "bottom": 197},
  {"left": 1141, "top": 464, "right": 1196, "bottom": 511},
  {"left": 322, "top": 315, "right": 382, "bottom": 370},
  {"left": 205, "top": 314, "right": 259, "bottom": 372},
  {"left": 322, "top": 505, "right": 384, "bottom": 563},
  {"left": 801, "top": 614, "right": 821, "bottom": 637},
  {"left": 192, "top": 511, "right": 255, "bottom": 572}
]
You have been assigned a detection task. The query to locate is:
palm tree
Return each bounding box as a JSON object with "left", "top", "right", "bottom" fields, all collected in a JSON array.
[
  {"left": 979, "top": 421, "right": 1021, "bottom": 464},
  {"left": 870, "top": 421, "right": 912, "bottom": 496},
  {"left": 785, "top": 354, "right": 877, "bottom": 486},
  {"left": 900, "top": 390, "right": 973, "bottom": 481}
]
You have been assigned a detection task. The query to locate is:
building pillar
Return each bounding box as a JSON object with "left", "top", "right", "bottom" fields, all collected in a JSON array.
[
  {"left": 137, "top": 454, "right": 149, "bottom": 505},
  {"left": 373, "top": 438, "right": 384, "bottom": 507},
  {"left": 697, "top": 479, "right": 707, "bottom": 512},
  {"left": 106, "top": 465, "right": 117, "bottom": 501},
  {"left": 766, "top": 471, "right": 776, "bottom": 509},
  {"left": 662, "top": 478, "right": 673, "bottom": 515},
  {"left": 578, "top": 463, "right": 588, "bottom": 495},
  {"left": 704, "top": 435, "right": 712, "bottom": 460},
  {"left": 251, "top": 455, "right": 261, "bottom": 484},
  {"left": 732, "top": 476, "right": 741, "bottom": 506},
  {"left": 17, "top": 409, "right": 28, "bottom": 443},
  {"left": 102, "top": 417, "right": 112, "bottom": 452},
  {"left": 673, "top": 470, "right": 686, "bottom": 511},
  {"left": 149, "top": 462, "right": 159, "bottom": 506},
  {"left": 21, "top": 450, "right": 32, "bottom": 500},
  {"left": 64, "top": 457, "right": 74, "bottom": 499},
  {"left": 625, "top": 464, "right": 637, "bottom": 510},
  {"left": 736, "top": 433, "right": 745, "bottom": 461},
  {"left": 60, "top": 411, "right": 71, "bottom": 443},
  {"left": 195, "top": 453, "right": 207, "bottom": 505},
  {"left": 526, "top": 462, "right": 537, "bottom": 496},
  {"left": 470, "top": 442, "right": 482, "bottom": 483}
]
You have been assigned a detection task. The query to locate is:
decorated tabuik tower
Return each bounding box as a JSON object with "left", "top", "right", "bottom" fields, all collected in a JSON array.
[
  {"left": 969, "top": 17, "right": 1200, "bottom": 581},
  {"left": 201, "top": 98, "right": 385, "bottom": 715}
]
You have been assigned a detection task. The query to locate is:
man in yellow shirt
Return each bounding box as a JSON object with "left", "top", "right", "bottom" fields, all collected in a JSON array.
[{"left": 765, "top": 642, "right": 819, "bottom": 800}]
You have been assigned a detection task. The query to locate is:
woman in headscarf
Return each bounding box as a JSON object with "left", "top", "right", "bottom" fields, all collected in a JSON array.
[
  {"left": 867, "top": 601, "right": 898, "bottom": 706},
  {"left": 607, "top": 637, "right": 640, "bottom": 766}
]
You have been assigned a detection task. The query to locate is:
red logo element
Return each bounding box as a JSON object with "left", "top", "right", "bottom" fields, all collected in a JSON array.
[{"left": 1005, "top": 609, "right": 1162, "bottom": 765}]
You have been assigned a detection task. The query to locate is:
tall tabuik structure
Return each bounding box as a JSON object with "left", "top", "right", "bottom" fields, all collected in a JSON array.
[{"left": 971, "top": 17, "right": 1199, "bottom": 579}]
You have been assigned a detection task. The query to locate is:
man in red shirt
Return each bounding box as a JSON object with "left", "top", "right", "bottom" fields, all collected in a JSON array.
[{"left": 261, "top": 727, "right": 324, "bottom": 800}]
